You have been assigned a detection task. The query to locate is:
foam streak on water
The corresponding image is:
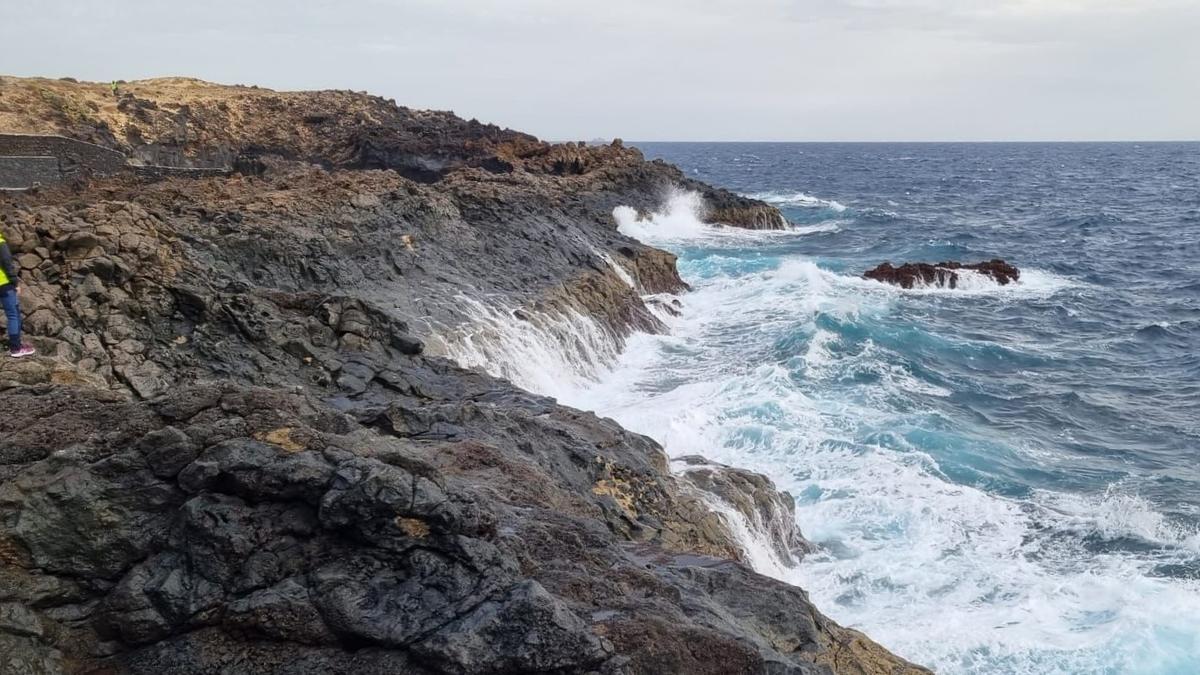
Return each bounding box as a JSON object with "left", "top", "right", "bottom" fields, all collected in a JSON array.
[{"left": 745, "top": 190, "right": 849, "bottom": 212}]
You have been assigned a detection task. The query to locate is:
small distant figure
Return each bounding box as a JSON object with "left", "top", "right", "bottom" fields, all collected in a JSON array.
[
  {"left": 0, "top": 231, "right": 35, "bottom": 358},
  {"left": 111, "top": 80, "right": 119, "bottom": 97}
]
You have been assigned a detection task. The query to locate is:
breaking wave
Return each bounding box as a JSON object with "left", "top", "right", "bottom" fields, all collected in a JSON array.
[
  {"left": 792, "top": 221, "right": 844, "bottom": 235},
  {"left": 613, "top": 188, "right": 711, "bottom": 242}
]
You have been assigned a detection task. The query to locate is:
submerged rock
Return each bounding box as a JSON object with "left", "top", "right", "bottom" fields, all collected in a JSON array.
[{"left": 864, "top": 259, "right": 1020, "bottom": 289}]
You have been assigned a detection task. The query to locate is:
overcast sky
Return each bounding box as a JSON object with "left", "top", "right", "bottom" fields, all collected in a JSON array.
[{"left": 3, "top": 0, "right": 1197, "bottom": 141}]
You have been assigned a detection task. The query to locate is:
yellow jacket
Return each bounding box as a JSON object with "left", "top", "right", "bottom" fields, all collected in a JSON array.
[{"left": 0, "top": 232, "right": 16, "bottom": 288}]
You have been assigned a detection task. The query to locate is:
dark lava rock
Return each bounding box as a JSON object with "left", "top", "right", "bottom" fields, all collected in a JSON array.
[
  {"left": 864, "top": 259, "right": 1020, "bottom": 289},
  {"left": 0, "top": 380, "right": 930, "bottom": 675}
]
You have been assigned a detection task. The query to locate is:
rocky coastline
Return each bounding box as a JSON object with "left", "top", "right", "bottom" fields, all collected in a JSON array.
[{"left": 0, "top": 76, "right": 927, "bottom": 674}]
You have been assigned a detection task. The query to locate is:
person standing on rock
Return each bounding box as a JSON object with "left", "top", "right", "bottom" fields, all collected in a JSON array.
[{"left": 0, "top": 231, "right": 35, "bottom": 358}]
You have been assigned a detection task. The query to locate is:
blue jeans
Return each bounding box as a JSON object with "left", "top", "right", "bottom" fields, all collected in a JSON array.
[{"left": 1, "top": 287, "right": 21, "bottom": 352}]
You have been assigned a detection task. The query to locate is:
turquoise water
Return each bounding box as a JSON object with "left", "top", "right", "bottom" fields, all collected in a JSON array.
[{"left": 566, "top": 143, "right": 1200, "bottom": 674}]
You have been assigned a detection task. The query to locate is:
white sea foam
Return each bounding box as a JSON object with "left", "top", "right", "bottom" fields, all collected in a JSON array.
[
  {"left": 615, "top": 187, "right": 843, "bottom": 241},
  {"left": 679, "top": 473, "right": 797, "bottom": 579},
  {"left": 595, "top": 250, "right": 637, "bottom": 289},
  {"left": 772, "top": 259, "right": 1077, "bottom": 300},
  {"left": 437, "top": 295, "right": 621, "bottom": 399},
  {"left": 745, "top": 190, "right": 849, "bottom": 212},
  {"left": 1041, "top": 487, "right": 1200, "bottom": 553},
  {"left": 792, "top": 221, "right": 844, "bottom": 234},
  {"left": 614, "top": 188, "right": 711, "bottom": 242}
]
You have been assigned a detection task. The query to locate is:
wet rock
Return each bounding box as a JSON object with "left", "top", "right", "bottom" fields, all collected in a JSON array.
[
  {"left": 674, "top": 455, "right": 813, "bottom": 564},
  {"left": 389, "top": 333, "right": 424, "bottom": 355},
  {"left": 864, "top": 259, "right": 1020, "bottom": 289}
]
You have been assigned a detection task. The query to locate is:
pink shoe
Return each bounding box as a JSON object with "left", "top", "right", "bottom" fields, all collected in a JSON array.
[{"left": 9, "top": 344, "right": 36, "bottom": 358}]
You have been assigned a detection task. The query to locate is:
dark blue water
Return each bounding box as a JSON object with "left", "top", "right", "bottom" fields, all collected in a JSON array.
[{"left": 578, "top": 142, "right": 1200, "bottom": 673}]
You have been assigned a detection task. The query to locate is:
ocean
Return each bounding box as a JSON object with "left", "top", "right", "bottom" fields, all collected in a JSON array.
[{"left": 450, "top": 142, "right": 1200, "bottom": 673}]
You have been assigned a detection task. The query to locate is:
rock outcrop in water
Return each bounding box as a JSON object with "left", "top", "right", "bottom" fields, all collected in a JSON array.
[
  {"left": 0, "top": 76, "right": 925, "bottom": 674},
  {"left": 864, "top": 259, "right": 1020, "bottom": 289}
]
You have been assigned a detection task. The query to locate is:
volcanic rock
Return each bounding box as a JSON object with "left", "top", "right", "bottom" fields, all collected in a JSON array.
[{"left": 864, "top": 259, "right": 1020, "bottom": 289}]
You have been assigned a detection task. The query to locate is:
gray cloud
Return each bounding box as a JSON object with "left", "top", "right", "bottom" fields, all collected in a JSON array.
[{"left": 2, "top": 0, "right": 1196, "bottom": 141}]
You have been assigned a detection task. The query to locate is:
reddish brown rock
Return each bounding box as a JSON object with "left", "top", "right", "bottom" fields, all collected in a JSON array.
[{"left": 864, "top": 259, "right": 1020, "bottom": 289}]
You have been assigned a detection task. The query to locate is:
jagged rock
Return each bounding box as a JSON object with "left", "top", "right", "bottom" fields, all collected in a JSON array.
[
  {"left": 0, "top": 378, "right": 928, "bottom": 674},
  {"left": 0, "top": 634, "right": 63, "bottom": 675},
  {"left": 864, "top": 259, "right": 1020, "bottom": 289},
  {"left": 410, "top": 581, "right": 613, "bottom": 674},
  {"left": 389, "top": 333, "right": 424, "bottom": 355},
  {"left": 18, "top": 253, "right": 41, "bottom": 271},
  {"left": 674, "top": 455, "right": 814, "bottom": 564}
]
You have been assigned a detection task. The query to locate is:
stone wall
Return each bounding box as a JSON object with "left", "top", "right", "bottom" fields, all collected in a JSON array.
[
  {"left": 0, "top": 134, "right": 236, "bottom": 188},
  {"left": 0, "top": 156, "right": 61, "bottom": 188},
  {"left": 0, "top": 134, "right": 128, "bottom": 184},
  {"left": 131, "top": 165, "right": 232, "bottom": 179}
]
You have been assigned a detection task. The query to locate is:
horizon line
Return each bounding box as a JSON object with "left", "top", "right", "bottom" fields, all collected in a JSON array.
[{"left": 618, "top": 139, "right": 1200, "bottom": 145}]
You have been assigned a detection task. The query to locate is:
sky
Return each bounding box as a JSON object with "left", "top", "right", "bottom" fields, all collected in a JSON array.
[{"left": 2, "top": 0, "right": 1198, "bottom": 141}]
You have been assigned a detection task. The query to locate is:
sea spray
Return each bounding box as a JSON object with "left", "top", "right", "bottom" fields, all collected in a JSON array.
[
  {"left": 613, "top": 187, "right": 711, "bottom": 242},
  {"left": 594, "top": 249, "right": 638, "bottom": 289},
  {"left": 437, "top": 294, "right": 623, "bottom": 398},
  {"left": 673, "top": 455, "right": 814, "bottom": 573},
  {"left": 683, "top": 480, "right": 797, "bottom": 579},
  {"left": 435, "top": 188, "right": 710, "bottom": 394}
]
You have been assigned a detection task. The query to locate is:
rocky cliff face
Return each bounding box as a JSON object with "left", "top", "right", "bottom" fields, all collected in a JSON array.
[
  {"left": 0, "top": 77, "right": 925, "bottom": 675},
  {"left": 0, "top": 76, "right": 782, "bottom": 230}
]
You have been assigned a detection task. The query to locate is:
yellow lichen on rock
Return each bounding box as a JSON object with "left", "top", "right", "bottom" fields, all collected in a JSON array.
[
  {"left": 592, "top": 477, "right": 639, "bottom": 515},
  {"left": 256, "top": 427, "right": 305, "bottom": 453},
  {"left": 395, "top": 517, "right": 430, "bottom": 538},
  {"left": 817, "top": 628, "right": 933, "bottom": 675}
]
